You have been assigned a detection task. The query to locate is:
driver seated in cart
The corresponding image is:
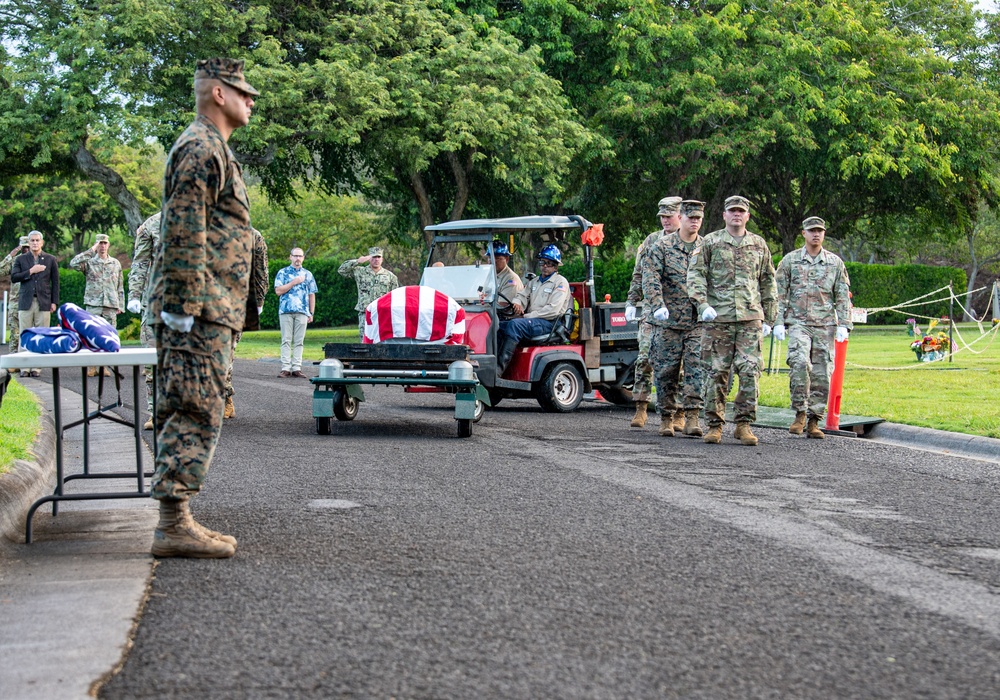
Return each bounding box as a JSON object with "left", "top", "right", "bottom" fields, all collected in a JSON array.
[
  {"left": 487, "top": 239, "right": 523, "bottom": 309},
  {"left": 496, "top": 244, "right": 571, "bottom": 374}
]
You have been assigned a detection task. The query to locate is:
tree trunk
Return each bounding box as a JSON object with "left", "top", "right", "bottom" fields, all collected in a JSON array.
[
  {"left": 73, "top": 142, "right": 143, "bottom": 235},
  {"left": 447, "top": 150, "right": 472, "bottom": 223},
  {"left": 410, "top": 170, "right": 435, "bottom": 249}
]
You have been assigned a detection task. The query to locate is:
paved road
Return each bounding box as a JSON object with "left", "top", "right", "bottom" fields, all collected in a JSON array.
[{"left": 96, "top": 358, "right": 1000, "bottom": 698}]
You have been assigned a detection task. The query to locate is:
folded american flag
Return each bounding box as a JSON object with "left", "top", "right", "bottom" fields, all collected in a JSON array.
[
  {"left": 363, "top": 286, "right": 466, "bottom": 345},
  {"left": 57, "top": 303, "right": 121, "bottom": 352},
  {"left": 20, "top": 326, "right": 82, "bottom": 354}
]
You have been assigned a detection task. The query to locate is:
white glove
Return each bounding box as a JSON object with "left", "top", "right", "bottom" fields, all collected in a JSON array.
[
  {"left": 160, "top": 311, "right": 194, "bottom": 333},
  {"left": 700, "top": 306, "right": 718, "bottom": 322},
  {"left": 773, "top": 324, "right": 786, "bottom": 341},
  {"left": 624, "top": 304, "right": 637, "bottom": 322},
  {"left": 762, "top": 323, "right": 772, "bottom": 337},
  {"left": 836, "top": 326, "right": 850, "bottom": 343},
  {"left": 126, "top": 299, "right": 142, "bottom": 314},
  {"left": 653, "top": 307, "right": 669, "bottom": 322},
  {"left": 257, "top": 307, "right": 264, "bottom": 316}
]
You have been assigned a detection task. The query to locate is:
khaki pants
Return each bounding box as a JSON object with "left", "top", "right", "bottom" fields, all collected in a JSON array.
[
  {"left": 279, "top": 313, "right": 309, "bottom": 372},
  {"left": 18, "top": 298, "right": 51, "bottom": 374}
]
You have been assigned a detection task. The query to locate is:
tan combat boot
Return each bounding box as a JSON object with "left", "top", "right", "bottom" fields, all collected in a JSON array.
[
  {"left": 807, "top": 417, "right": 825, "bottom": 439},
  {"left": 87, "top": 367, "right": 98, "bottom": 377},
  {"left": 143, "top": 416, "right": 154, "bottom": 430},
  {"left": 658, "top": 417, "right": 674, "bottom": 437},
  {"left": 703, "top": 424, "right": 723, "bottom": 444},
  {"left": 179, "top": 500, "right": 238, "bottom": 548},
  {"left": 151, "top": 500, "right": 235, "bottom": 558},
  {"left": 672, "top": 409, "right": 686, "bottom": 432},
  {"left": 789, "top": 411, "right": 807, "bottom": 435},
  {"left": 630, "top": 402, "right": 648, "bottom": 428},
  {"left": 683, "top": 411, "right": 703, "bottom": 437},
  {"left": 735, "top": 422, "right": 759, "bottom": 446},
  {"left": 223, "top": 396, "right": 235, "bottom": 419},
  {"left": 102, "top": 366, "right": 113, "bottom": 377}
]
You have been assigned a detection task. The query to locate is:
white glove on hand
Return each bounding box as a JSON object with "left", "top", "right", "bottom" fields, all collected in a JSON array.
[
  {"left": 773, "top": 324, "right": 786, "bottom": 341},
  {"left": 653, "top": 307, "right": 669, "bottom": 322},
  {"left": 624, "top": 304, "right": 637, "bottom": 322},
  {"left": 700, "top": 306, "right": 718, "bottom": 322},
  {"left": 126, "top": 299, "right": 142, "bottom": 314},
  {"left": 762, "top": 323, "right": 772, "bottom": 337},
  {"left": 257, "top": 307, "right": 264, "bottom": 316},
  {"left": 160, "top": 311, "right": 194, "bottom": 333},
  {"left": 836, "top": 326, "right": 850, "bottom": 343}
]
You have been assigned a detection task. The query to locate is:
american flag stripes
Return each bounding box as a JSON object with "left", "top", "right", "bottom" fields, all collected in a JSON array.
[{"left": 363, "top": 286, "right": 466, "bottom": 345}]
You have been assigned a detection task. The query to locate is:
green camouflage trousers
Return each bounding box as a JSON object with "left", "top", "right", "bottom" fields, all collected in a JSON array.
[
  {"left": 701, "top": 320, "right": 762, "bottom": 426},
  {"left": 650, "top": 326, "right": 704, "bottom": 414},
  {"left": 140, "top": 319, "right": 155, "bottom": 413},
  {"left": 224, "top": 329, "right": 244, "bottom": 399},
  {"left": 632, "top": 318, "right": 654, "bottom": 402},
  {"left": 7, "top": 304, "right": 19, "bottom": 353},
  {"left": 786, "top": 324, "right": 834, "bottom": 417},
  {"left": 150, "top": 321, "right": 233, "bottom": 501},
  {"left": 85, "top": 306, "right": 117, "bottom": 327}
]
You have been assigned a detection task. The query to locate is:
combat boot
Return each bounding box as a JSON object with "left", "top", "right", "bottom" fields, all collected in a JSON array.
[
  {"left": 735, "top": 422, "right": 758, "bottom": 446},
  {"left": 672, "top": 409, "right": 686, "bottom": 432},
  {"left": 630, "top": 402, "right": 648, "bottom": 428},
  {"left": 807, "top": 417, "right": 825, "bottom": 439},
  {"left": 658, "top": 418, "right": 674, "bottom": 437},
  {"left": 703, "top": 425, "right": 723, "bottom": 444},
  {"left": 143, "top": 417, "right": 153, "bottom": 430},
  {"left": 178, "top": 500, "right": 238, "bottom": 548},
  {"left": 151, "top": 500, "right": 235, "bottom": 559},
  {"left": 87, "top": 367, "right": 98, "bottom": 377},
  {"left": 789, "top": 411, "right": 807, "bottom": 435},
  {"left": 223, "top": 396, "right": 235, "bottom": 419},
  {"left": 102, "top": 366, "right": 113, "bottom": 377},
  {"left": 683, "top": 411, "right": 703, "bottom": 437}
]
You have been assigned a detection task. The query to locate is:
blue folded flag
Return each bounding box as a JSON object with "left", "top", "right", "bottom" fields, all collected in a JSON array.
[
  {"left": 57, "top": 303, "right": 120, "bottom": 352},
  {"left": 20, "top": 326, "right": 82, "bottom": 354}
]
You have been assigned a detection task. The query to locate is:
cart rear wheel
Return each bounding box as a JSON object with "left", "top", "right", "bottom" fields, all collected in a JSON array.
[
  {"left": 473, "top": 399, "right": 486, "bottom": 423},
  {"left": 457, "top": 418, "right": 473, "bottom": 438},
  {"left": 316, "top": 417, "right": 332, "bottom": 435},
  {"left": 537, "top": 362, "right": 584, "bottom": 413},
  {"left": 333, "top": 390, "right": 359, "bottom": 421}
]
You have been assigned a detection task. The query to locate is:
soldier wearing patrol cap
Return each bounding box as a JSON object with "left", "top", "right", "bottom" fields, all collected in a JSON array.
[
  {"left": 773, "top": 216, "right": 852, "bottom": 439},
  {"left": 687, "top": 195, "right": 777, "bottom": 446},
  {"left": 339, "top": 245, "right": 399, "bottom": 337},
  {"left": 1, "top": 235, "right": 30, "bottom": 353},
  {"left": 625, "top": 195, "right": 682, "bottom": 428},
  {"left": 145, "top": 58, "right": 259, "bottom": 558},
  {"left": 70, "top": 233, "right": 125, "bottom": 376}
]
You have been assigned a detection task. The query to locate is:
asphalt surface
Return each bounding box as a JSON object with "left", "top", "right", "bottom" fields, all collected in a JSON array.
[{"left": 74, "top": 358, "right": 1000, "bottom": 699}]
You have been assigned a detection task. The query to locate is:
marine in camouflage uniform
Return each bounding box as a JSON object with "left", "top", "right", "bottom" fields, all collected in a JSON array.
[
  {"left": 687, "top": 195, "right": 777, "bottom": 446},
  {"left": 641, "top": 200, "right": 706, "bottom": 438},
  {"left": 128, "top": 211, "right": 161, "bottom": 421},
  {"left": 339, "top": 246, "right": 399, "bottom": 336},
  {"left": 626, "top": 196, "right": 681, "bottom": 427},
  {"left": 1, "top": 237, "right": 29, "bottom": 352},
  {"left": 144, "top": 58, "right": 260, "bottom": 558},
  {"left": 774, "top": 216, "right": 852, "bottom": 438},
  {"left": 223, "top": 228, "right": 269, "bottom": 417}
]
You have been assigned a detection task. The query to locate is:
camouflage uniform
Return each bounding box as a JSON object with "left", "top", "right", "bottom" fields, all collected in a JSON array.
[
  {"left": 1, "top": 243, "right": 26, "bottom": 352},
  {"left": 70, "top": 246, "right": 124, "bottom": 327},
  {"left": 145, "top": 114, "right": 253, "bottom": 501},
  {"left": 687, "top": 228, "right": 777, "bottom": 426},
  {"left": 627, "top": 228, "right": 669, "bottom": 403},
  {"left": 339, "top": 257, "right": 399, "bottom": 336},
  {"left": 776, "top": 246, "right": 852, "bottom": 418},
  {"left": 641, "top": 232, "right": 704, "bottom": 416},
  {"left": 129, "top": 212, "right": 161, "bottom": 413},
  {"left": 225, "top": 229, "right": 269, "bottom": 399}
]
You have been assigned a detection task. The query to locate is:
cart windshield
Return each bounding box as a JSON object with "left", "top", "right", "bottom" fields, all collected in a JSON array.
[{"left": 420, "top": 264, "right": 497, "bottom": 304}]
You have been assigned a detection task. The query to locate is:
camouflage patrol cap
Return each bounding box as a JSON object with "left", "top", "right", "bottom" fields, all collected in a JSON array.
[
  {"left": 95, "top": 234, "right": 110, "bottom": 243},
  {"left": 802, "top": 216, "right": 826, "bottom": 231},
  {"left": 194, "top": 58, "right": 260, "bottom": 97},
  {"left": 368, "top": 246, "right": 384, "bottom": 257},
  {"left": 724, "top": 195, "right": 751, "bottom": 211},
  {"left": 18, "top": 235, "right": 29, "bottom": 246},
  {"left": 680, "top": 199, "right": 706, "bottom": 217},
  {"left": 657, "top": 196, "right": 683, "bottom": 215}
]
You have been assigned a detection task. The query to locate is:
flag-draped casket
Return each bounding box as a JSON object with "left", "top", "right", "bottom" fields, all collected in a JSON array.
[{"left": 363, "top": 286, "right": 466, "bottom": 345}]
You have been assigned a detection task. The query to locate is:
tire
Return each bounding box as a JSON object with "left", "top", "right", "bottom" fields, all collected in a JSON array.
[
  {"left": 487, "top": 389, "right": 503, "bottom": 408},
  {"left": 316, "top": 416, "right": 332, "bottom": 435},
  {"left": 537, "top": 362, "right": 584, "bottom": 413},
  {"left": 473, "top": 398, "right": 486, "bottom": 423},
  {"left": 598, "top": 385, "right": 633, "bottom": 406},
  {"left": 457, "top": 418, "right": 473, "bottom": 438},
  {"left": 333, "top": 390, "right": 359, "bottom": 421}
]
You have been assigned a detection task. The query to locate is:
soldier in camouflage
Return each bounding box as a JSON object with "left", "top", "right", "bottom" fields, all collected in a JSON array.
[
  {"left": 773, "top": 216, "right": 852, "bottom": 439},
  {"left": 687, "top": 195, "right": 778, "bottom": 446},
  {"left": 339, "top": 246, "right": 399, "bottom": 337},
  {"left": 70, "top": 233, "right": 124, "bottom": 377},
  {"left": 127, "top": 212, "right": 160, "bottom": 429},
  {"left": 144, "top": 58, "right": 259, "bottom": 559},
  {"left": 625, "top": 196, "right": 681, "bottom": 428},
  {"left": 223, "top": 228, "right": 268, "bottom": 417},
  {"left": 641, "top": 200, "right": 706, "bottom": 438},
  {"left": 1, "top": 236, "right": 29, "bottom": 353}
]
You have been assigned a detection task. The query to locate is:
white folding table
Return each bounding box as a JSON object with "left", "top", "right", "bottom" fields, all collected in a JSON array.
[{"left": 0, "top": 347, "right": 157, "bottom": 542}]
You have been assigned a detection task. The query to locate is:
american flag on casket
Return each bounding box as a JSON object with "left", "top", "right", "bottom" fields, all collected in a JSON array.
[{"left": 363, "top": 286, "right": 466, "bottom": 345}]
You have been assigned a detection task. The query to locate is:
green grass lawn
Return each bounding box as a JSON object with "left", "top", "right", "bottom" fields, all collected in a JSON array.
[{"left": 0, "top": 378, "right": 42, "bottom": 474}]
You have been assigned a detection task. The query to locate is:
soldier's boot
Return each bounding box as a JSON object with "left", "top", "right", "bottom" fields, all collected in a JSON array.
[
  {"left": 683, "top": 411, "right": 703, "bottom": 437},
  {"left": 143, "top": 416, "right": 154, "bottom": 431},
  {"left": 672, "top": 409, "right": 686, "bottom": 432},
  {"left": 630, "top": 402, "right": 648, "bottom": 428},
  {"left": 151, "top": 500, "right": 235, "bottom": 559},
  {"left": 102, "top": 366, "right": 113, "bottom": 377},
  {"left": 178, "top": 500, "right": 238, "bottom": 548},
  {"left": 87, "top": 367, "right": 98, "bottom": 377},
  {"left": 735, "top": 422, "right": 759, "bottom": 447},
  {"left": 658, "top": 415, "right": 674, "bottom": 437},
  {"left": 703, "top": 425, "right": 723, "bottom": 444},
  {"left": 789, "top": 411, "right": 807, "bottom": 435},
  {"left": 223, "top": 396, "right": 235, "bottom": 420},
  {"left": 807, "top": 417, "right": 825, "bottom": 439}
]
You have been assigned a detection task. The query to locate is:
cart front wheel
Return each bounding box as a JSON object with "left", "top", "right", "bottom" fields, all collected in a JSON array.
[
  {"left": 333, "top": 390, "right": 359, "bottom": 421},
  {"left": 457, "top": 418, "right": 473, "bottom": 438},
  {"left": 316, "top": 417, "right": 332, "bottom": 435},
  {"left": 473, "top": 399, "right": 486, "bottom": 423}
]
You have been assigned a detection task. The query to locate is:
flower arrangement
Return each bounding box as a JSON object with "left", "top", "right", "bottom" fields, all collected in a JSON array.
[
  {"left": 905, "top": 318, "right": 917, "bottom": 336},
  {"left": 910, "top": 331, "right": 950, "bottom": 362}
]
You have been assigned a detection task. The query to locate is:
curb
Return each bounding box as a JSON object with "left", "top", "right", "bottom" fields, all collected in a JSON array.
[
  {"left": 866, "top": 422, "right": 1000, "bottom": 465},
  {"left": 0, "top": 407, "right": 56, "bottom": 543}
]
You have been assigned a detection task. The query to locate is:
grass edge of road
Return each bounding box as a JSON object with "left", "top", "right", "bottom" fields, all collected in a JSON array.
[{"left": 0, "top": 378, "right": 42, "bottom": 475}]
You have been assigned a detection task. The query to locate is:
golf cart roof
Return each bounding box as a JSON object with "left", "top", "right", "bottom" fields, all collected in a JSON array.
[{"left": 425, "top": 215, "right": 592, "bottom": 232}]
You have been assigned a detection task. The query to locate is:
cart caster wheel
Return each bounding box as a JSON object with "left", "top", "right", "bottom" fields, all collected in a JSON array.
[
  {"left": 457, "top": 418, "right": 472, "bottom": 438},
  {"left": 473, "top": 399, "right": 485, "bottom": 423},
  {"left": 332, "top": 389, "right": 359, "bottom": 421},
  {"left": 316, "top": 417, "right": 332, "bottom": 435}
]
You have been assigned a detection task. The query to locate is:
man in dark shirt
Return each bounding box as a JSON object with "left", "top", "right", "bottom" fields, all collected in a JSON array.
[{"left": 10, "top": 230, "right": 60, "bottom": 377}]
